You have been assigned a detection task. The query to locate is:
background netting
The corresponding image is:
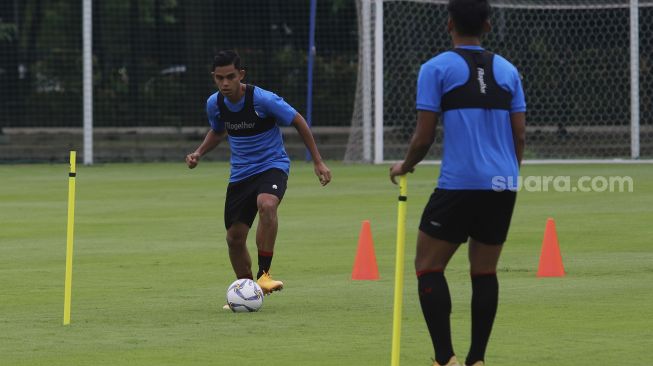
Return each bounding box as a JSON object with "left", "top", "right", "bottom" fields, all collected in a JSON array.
[
  {"left": 0, "top": 0, "right": 358, "bottom": 162},
  {"left": 1, "top": 1, "right": 652, "bottom": 163},
  {"left": 346, "top": 0, "right": 653, "bottom": 162}
]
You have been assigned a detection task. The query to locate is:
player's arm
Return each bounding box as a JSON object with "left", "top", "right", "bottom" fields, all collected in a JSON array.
[
  {"left": 508, "top": 63, "right": 527, "bottom": 167},
  {"left": 389, "top": 110, "right": 438, "bottom": 184},
  {"left": 186, "top": 129, "right": 227, "bottom": 169},
  {"left": 291, "top": 113, "right": 332, "bottom": 186},
  {"left": 510, "top": 112, "right": 525, "bottom": 167}
]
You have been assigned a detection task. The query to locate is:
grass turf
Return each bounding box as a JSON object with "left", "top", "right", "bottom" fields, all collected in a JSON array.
[{"left": 1, "top": 162, "right": 652, "bottom": 365}]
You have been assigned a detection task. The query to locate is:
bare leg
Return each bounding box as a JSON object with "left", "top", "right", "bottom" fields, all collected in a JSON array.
[
  {"left": 225, "top": 222, "right": 252, "bottom": 279},
  {"left": 415, "top": 230, "right": 460, "bottom": 273},
  {"left": 468, "top": 238, "right": 503, "bottom": 275},
  {"left": 255, "top": 193, "right": 280, "bottom": 253}
]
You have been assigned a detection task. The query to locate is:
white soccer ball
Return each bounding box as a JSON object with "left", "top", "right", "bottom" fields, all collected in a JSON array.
[{"left": 226, "top": 279, "right": 264, "bottom": 313}]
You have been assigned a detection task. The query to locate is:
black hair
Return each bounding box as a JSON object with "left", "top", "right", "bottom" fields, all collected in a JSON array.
[
  {"left": 447, "top": 0, "right": 491, "bottom": 37},
  {"left": 212, "top": 50, "right": 242, "bottom": 71}
]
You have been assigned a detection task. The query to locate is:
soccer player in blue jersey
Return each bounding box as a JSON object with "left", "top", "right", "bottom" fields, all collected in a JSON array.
[
  {"left": 186, "top": 50, "right": 331, "bottom": 298},
  {"left": 389, "top": 1, "right": 526, "bottom": 365}
]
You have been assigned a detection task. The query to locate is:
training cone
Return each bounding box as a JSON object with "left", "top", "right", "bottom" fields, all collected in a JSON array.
[
  {"left": 537, "top": 218, "right": 565, "bottom": 277},
  {"left": 352, "top": 220, "right": 380, "bottom": 280}
]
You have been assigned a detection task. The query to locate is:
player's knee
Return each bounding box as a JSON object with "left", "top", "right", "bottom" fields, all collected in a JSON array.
[
  {"left": 226, "top": 233, "right": 246, "bottom": 248},
  {"left": 415, "top": 256, "right": 444, "bottom": 273},
  {"left": 257, "top": 199, "right": 278, "bottom": 217}
]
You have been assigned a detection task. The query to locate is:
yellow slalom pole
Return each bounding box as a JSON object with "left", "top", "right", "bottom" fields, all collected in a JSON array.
[
  {"left": 391, "top": 175, "right": 408, "bottom": 366},
  {"left": 63, "top": 151, "right": 77, "bottom": 325}
]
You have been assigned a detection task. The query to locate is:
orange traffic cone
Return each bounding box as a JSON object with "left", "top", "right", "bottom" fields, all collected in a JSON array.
[
  {"left": 537, "top": 218, "right": 565, "bottom": 277},
  {"left": 352, "top": 220, "right": 380, "bottom": 280}
]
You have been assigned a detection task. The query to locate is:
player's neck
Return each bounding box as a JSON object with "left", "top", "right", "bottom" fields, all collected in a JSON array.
[
  {"left": 452, "top": 35, "right": 482, "bottom": 48},
  {"left": 225, "top": 83, "right": 245, "bottom": 103}
]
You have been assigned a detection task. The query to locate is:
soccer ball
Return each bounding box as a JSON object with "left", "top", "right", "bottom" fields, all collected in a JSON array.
[{"left": 226, "top": 279, "right": 264, "bottom": 313}]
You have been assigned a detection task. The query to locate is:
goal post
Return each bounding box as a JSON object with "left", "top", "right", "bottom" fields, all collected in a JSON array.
[{"left": 346, "top": 0, "right": 653, "bottom": 163}]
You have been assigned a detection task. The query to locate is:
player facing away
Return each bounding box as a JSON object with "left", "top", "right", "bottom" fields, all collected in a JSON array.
[
  {"left": 389, "top": 0, "right": 526, "bottom": 365},
  {"left": 186, "top": 50, "right": 332, "bottom": 300}
]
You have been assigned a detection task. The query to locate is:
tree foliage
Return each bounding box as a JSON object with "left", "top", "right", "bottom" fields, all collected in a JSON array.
[{"left": 0, "top": 0, "right": 358, "bottom": 128}]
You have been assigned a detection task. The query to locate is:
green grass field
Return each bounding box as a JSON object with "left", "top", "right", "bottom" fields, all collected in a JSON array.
[{"left": 2, "top": 162, "right": 652, "bottom": 365}]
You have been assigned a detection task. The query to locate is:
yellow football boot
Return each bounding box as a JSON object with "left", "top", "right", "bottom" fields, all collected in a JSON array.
[
  {"left": 432, "top": 356, "right": 461, "bottom": 366},
  {"left": 256, "top": 271, "right": 284, "bottom": 294}
]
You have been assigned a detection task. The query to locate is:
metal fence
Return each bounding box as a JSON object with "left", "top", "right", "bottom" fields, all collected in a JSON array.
[{"left": 0, "top": 0, "right": 358, "bottom": 162}]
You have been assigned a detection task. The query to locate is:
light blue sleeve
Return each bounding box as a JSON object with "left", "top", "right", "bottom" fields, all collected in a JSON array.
[
  {"left": 416, "top": 62, "right": 442, "bottom": 112},
  {"left": 254, "top": 87, "right": 297, "bottom": 126},
  {"left": 206, "top": 93, "right": 224, "bottom": 132},
  {"left": 510, "top": 70, "right": 527, "bottom": 113},
  {"left": 493, "top": 55, "right": 526, "bottom": 114}
]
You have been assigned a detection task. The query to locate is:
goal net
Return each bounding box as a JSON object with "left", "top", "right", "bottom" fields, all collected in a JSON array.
[{"left": 346, "top": 0, "right": 653, "bottom": 163}]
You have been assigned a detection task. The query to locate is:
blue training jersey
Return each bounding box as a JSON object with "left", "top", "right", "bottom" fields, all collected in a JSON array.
[
  {"left": 417, "top": 45, "right": 526, "bottom": 190},
  {"left": 206, "top": 85, "right": 297, "bottom": 182}
]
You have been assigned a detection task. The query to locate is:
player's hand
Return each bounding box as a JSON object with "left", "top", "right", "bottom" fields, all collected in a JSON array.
[
  {"left": 314, "top": 161, "right": 332, "bottom": 186},
  {"left": 389, "top": 161, "right": 413, "bottom": 185},
  {"left": 186, "top": 152, "right": 200, "bottom": 169}
]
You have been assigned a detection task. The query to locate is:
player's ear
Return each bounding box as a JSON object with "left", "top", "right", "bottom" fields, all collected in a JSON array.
[
  {"left": 483, "top": 20, "right": 491, "bottom": 34},
  {"left": 238, "top": 69, "right": 246, "bottom": 81},
  {"left": 447, "top": 17, "right": 454, "bottom": 34}
]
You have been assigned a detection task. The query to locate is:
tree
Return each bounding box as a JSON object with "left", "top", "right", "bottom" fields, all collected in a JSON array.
[{"left": 0, "top": 1, "right": 19, "bottom": 126}]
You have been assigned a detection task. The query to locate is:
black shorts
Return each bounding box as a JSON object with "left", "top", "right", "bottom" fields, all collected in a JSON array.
[
  {"left": 419, "top": 189, "right": 517, "bottom": 245},
  {"left": 224, "top": 168, "right": 288, "bottom": 229}
]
